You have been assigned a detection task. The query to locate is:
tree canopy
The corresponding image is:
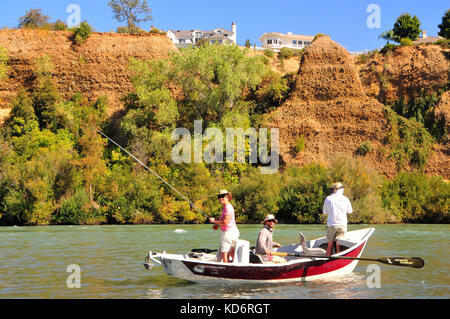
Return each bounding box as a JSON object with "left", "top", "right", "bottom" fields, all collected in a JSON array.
[
  {"left": 108, "top": 0, "right": 153, "bottom": 33},
  {"left": 392, "top": 13, "right": 422, "bottom": 42},
  {"left": 438, "top": 9, "right": 450, "bottom": 39},
  {"left": 18, "top": 9, "right": 50, "bottom": 29}
]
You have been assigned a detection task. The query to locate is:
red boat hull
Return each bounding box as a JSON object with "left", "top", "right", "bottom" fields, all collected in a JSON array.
[{"left": 180, "top": 240, "right": 365, "bottom": 281}]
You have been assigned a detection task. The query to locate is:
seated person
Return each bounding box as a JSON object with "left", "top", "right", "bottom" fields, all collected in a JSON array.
[{"left": 255, "top": 214, "right": 285, "bottom": 263}]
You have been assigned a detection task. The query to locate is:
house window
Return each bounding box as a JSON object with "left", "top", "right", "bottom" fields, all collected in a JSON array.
[
  {"left": 179, "top": 39, "right": 186, "bottom": 44},
  {"left": 293, "top": 40, "right": 297, "bottom": 45},
  {"left": 298, "top": 40, "right": 303, "bottom": 46},
  {"left": 304, "top": 41, "right": 311, "bottom": 46},
  {"left": 267, "top": 39, "right": 272, "bottom": 44}
]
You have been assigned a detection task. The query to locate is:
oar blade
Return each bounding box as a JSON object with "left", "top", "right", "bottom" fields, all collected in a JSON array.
[
  {"left": 191, "top": 248, "right": 217, "bottom": 254},
  {"left": 378, "top": 257, "right": 425, "bottom": 268}
]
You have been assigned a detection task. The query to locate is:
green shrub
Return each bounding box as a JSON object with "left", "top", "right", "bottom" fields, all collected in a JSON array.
[
  {"left": 385, "top": 107, "right": 434, "bottom": 170},
  {"left": 327, "top": 156, "right": 397, "bottom": 224},
  {"left": 264, "top": 48, "right": 275, "bottom": 58},
  {"left": 313, "top": 33, "right": 325, "bottom": 42},
  {"left": 400, "top": 37, "right": 414, "bottom": 46},
  {"left": 0, "top": 46, "right": 8, "bottom": 80},
  {"left": 72, "top": 22, "right": 92, "bottom": 46},
  {"left": 277, "top": 164, "right": 329, "bottom": 223},
  {"left": 292, "top": 48, "right": 306, "bottom": 57},
  {"left": 278, "top": 47, "right": 294, "bottom": 59},
  {"left": 390, "top": 89, "right": 446, "bottom": 142},
  {"left": 381, "top": 171, "right": 450, "bottom": 223},
  {"left": 116, "top": 26, "right": 147, "bottom": 34},
  {"left": 253, "top": 71, "right": 290, "bottom": 112},
  {"left": 358, "top": 53, "right": 368, "bottom": 64},
  {"left": 53, "top": 19, "right": 68, "bottom": 31},
  {"left": 294, "top": 135, "right": 305, "bottom": 154},
  {"left": 355, "top": 141, "right": 373, "bottom": 156},
  {"left": 231, "top": 167, "right": 284, "bottom": 223},
  {"left": 53, "top": 189, "right": 90, "bottom": 224},
  {"left": 435, "top": 38, "right": 450, "bottom": 48},
  {"left": 149, "top": 26, "right": 166, "bottom": 35},
  {"left": 380, "top": 43, "right": 398, "bottom": 54}
]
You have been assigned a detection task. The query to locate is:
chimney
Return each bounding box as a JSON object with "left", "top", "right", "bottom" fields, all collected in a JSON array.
[
  {"left": 231, "top": 22, "right": 237, "bottom": 43},
  {"left": 422, "top": 30, "right": 427, "bottom": 38}
]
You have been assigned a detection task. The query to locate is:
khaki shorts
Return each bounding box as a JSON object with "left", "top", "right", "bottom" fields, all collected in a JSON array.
[
  {"left": 326, "top": 225, "right": 347, "bottom": 242},
  {"left": 220, "top": 228, "right": 240, "bottom": 252}
]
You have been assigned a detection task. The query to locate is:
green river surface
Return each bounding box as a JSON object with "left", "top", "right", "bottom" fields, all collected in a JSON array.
[{"left": 0, "top": 224, "right": 448, "bottom": 299}]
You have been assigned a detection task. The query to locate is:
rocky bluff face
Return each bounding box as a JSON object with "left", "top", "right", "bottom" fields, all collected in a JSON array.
[
  {"left": 268, "top": 35, "right": 448, "bottom": 179},
  {"left": 0, "top": 29, "right": 176, "bottom": 114}
]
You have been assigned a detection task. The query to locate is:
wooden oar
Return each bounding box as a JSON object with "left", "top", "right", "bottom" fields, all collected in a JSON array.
[{"left": 271, "top": 252, "right": 424, "bottom": 268}]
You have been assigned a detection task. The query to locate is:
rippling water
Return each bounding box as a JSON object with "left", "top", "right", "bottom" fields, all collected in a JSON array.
[{"left": 0, "top": 224, "right": 448, "bottom": 299}]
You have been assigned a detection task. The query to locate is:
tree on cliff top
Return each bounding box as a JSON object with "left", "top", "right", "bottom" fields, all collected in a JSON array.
[
  {"left": 438, "top": 9, "right": 450, "bottom": 39},
  {"left": 18, "top": 9, "right": 50, "bottom": 29},
  {"left": 108, "top": 0, "right": 153, "bottom": 34},
  {"left": 392, "top": 13, "right": 422, "bottom": 42}
]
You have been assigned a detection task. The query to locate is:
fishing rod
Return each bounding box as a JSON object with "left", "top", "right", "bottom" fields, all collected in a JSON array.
[{"left": 96, "top": 129, "right": 209, "bottom": 219}]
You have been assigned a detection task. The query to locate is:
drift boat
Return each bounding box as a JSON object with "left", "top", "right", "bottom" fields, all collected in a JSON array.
[{"left": 144, "top": 228, "right": 379, "bottom": 283}]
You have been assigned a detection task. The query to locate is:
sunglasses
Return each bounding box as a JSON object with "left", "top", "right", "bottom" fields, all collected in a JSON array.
[
  {"left": 266, "top": 220, "right": 276, "bottom": 223},
  {"left": 218, "top": 194, "right": 227, "bottom": 199}
]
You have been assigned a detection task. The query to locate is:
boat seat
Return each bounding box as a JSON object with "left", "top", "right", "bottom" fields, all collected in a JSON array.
[
  {"left": 249, "top": 252, "right": 263, "bottom": 264},
  {"left": 299, "top": 232, "right": 327, "bottom": 256}
]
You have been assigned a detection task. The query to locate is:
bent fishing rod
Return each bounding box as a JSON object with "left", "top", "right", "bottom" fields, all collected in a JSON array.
[{"left": 96, "top": 129, "right": 209, "bottom": 219}]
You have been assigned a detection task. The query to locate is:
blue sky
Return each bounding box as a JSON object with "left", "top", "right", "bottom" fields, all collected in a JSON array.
[{"left": 0, "top": 0, "right": 448, "bottom": 52}]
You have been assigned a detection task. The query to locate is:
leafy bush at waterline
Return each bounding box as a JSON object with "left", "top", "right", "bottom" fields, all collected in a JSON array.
[{"left": 381, "top": 172, "right": 449, "bottom": 223}]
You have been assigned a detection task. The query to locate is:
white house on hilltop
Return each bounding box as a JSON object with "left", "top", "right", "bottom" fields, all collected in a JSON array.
[
  {"left": 167, "top": 23, "right": 237, "bottom": 48},
  {"left": 260, "top": 32, "right": 314, "bottom": 51}
]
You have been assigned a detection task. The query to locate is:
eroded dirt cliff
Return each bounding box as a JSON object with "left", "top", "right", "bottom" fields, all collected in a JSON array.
[
  {"left": 356, "top": 44, "right": 449, "bottom": 104},
  {"left": 0, "top": 29, "right": 176, "bottom": 117},
  {"left": 268, "top": 36, "right": 449, "bottom": 178}
]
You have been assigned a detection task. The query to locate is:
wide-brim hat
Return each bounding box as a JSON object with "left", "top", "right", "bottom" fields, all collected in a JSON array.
[
  {"left": 262, "top": 214, "right": 278, "bottom": 224},
  {"left": 331, "top": 182, "right": 344, "bottom": 190},
  {"left": 218, "top": 189, "right": 229, "bottom": 197}
]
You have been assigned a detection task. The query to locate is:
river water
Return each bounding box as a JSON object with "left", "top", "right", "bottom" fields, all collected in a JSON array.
[{"left": 0, "top": 224, "right": 448, "bottom": 299}]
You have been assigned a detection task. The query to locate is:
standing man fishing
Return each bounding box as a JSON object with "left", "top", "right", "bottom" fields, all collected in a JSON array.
[
  {"left": 209, "top": 190, "right": 240, "bottom": 263},
  {"left": 323, "top": 182, "right": 353, "bottom": 256}
]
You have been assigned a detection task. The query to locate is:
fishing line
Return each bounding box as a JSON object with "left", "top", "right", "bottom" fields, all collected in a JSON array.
[{"left": 96, "top": 129, "right": 208, "bottom": 218}]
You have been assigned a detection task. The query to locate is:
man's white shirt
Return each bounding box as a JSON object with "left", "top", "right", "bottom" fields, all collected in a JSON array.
[{"left": 323, "top": 189, "right": 353, "bottom": 226}]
